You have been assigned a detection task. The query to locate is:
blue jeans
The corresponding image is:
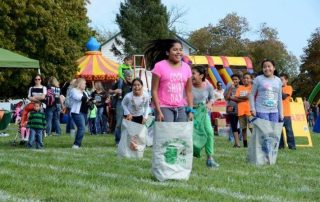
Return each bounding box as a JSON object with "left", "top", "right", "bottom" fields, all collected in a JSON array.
[
  {"left": 66, "top": 108, "right": 75, "bottom": 133},
  {"left": 95, "top": 107, "right": 107, "bottom": 134},
  {"left": 114, "top": 100, "right": 124, "bottom": 144},
  {"left": 71, "top": 112, "right": 87, "bottom": 147},
  {"left": 28, "top": 128, "right": 44, "bottom": 149},
  {"left": 279, "top": 116, "right": 296, "bottom": 148},
  {"left": 118, "top": 78, "right": 124, "bottom": 89},
  {"left": 88, "top": 117, "right": 96, "bottom": 134},
  {"left": 45, "top": 106, "right": 61, "bottom": 135}
]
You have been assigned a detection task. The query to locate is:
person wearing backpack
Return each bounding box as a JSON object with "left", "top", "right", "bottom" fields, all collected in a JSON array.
[{"left": 45, "top": 76, "right": 62, "bottom": 136}]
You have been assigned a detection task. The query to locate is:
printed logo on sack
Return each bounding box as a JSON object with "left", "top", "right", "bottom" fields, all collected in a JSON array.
[
  {"left": 162, "top": 138, "right": 189, "bottom": 165},
  {"left": 129, "top": 135, "right": 138, "bottom": 151},
  {"left": 261, "top": 135, "right": 279, "bottom": 157}
]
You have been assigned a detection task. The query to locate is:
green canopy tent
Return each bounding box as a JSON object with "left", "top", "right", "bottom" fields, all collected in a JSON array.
[
  {"left": 0, "top": 48, "right": 40, "bottom": 73},
  {"left": 0, "top": 48, "right": 40, "bottom": 134}
]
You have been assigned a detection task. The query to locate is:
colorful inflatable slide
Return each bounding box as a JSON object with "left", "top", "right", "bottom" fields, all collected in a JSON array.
[
  {"left": 183, "top": 56, "right": 253, "bottom": 89},
  {"left": 308, "top": 82, "right": 320, "bottom": 104}
]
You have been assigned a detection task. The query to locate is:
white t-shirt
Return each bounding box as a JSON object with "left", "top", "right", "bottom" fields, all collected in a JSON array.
[
  {"left": 121, "top": 91, "right": 150, "bottom": 119},
  {"left": 213, "top": 89, "right": 225, "bottom": 101}
]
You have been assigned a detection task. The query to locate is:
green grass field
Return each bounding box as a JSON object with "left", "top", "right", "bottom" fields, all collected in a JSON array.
[{"left": 0, "top": 124, "right": 319, "bottom": 202}]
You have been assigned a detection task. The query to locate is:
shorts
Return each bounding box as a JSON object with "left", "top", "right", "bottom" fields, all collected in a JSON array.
[{"left": 239, "top": 115, "right": 253, "bottom": 129}]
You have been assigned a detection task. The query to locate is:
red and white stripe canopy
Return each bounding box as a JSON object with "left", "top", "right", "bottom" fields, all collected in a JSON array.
[{"left": 76, "top": 51, "right": 118, "bottom": 81}]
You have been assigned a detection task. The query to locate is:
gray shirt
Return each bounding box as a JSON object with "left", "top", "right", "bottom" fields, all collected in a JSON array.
[
  {"left": 249, "top": 75, "right": 283, "bottom": 116},
  {"left": 192, "top": 82, "right": 214, "bottom": 105},
  {"left": 224, "top": 83, "right": 238, "bottom": 114}
]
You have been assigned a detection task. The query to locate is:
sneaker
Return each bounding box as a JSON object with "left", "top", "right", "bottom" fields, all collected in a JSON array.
[
  {"left": 72, "top": 145, "right": 80, "bottom": 149},
  {"left": 206, "top": 158, "right": 219, "bottom": 168}
]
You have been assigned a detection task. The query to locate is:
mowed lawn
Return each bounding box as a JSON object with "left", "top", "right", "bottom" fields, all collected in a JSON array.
[{"left": 0, "top": 124, "right": 319, "bottom": 202}]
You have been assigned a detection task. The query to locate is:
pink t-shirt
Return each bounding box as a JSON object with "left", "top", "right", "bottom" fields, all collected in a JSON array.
[{"left": 152, "top": 60, "right": 192, "bottom": 107}]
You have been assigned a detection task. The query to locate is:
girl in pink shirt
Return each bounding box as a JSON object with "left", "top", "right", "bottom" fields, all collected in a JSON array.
[{"left": 144, "top": 39, "right": 193, "bottom": 122}]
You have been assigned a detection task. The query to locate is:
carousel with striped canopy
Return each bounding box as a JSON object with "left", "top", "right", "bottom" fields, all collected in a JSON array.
[{"left": 76, "top": 37, "right": 118, "bottom": 81}]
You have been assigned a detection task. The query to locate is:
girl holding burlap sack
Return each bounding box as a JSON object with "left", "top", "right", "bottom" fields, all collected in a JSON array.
[
  {"left": 248, "top": 59, "right": 284, "bottom": 165},
  {"left": 144, "top": 39, "right": 194, "bottom": 181}
]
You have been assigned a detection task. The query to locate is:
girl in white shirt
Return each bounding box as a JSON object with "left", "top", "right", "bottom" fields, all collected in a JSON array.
[{"left": 122, "top": 78, "right": 150, "bottom": 124}]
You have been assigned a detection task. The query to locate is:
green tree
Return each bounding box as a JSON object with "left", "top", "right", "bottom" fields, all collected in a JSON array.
[
  {"left": 116, "top": 0, "right": 171, "bottom": 55},
  {"left": 247, "top": 23, "right": 299, "bottom": 79},
  {"left": 293, "top": 28, "right": 320, "bottom": 97},
  {"left": 189, "top": 13, "right": 249, "bottom": 56},
  {"left": 0, "top": 0, "right": 92, "bottom": 98},
  {"left": 188, "top": 27, "right": 212, "bottom": 54}
]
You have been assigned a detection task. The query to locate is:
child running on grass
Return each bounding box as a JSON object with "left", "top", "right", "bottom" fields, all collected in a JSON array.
[
  {"left": 249, "top": 59, "right": 283, "bottom": 122},
  {"left": 122, "top": 78, "right": 150, "bottom": 124},
  {"left": 191, "top": 65, "right": 219, "bottom": 168},
  {"left": 233, "top": 72, "right": 252, "bottom": 147},
  {"left": 27, "top": 101, "right": 46, "bottom": 149}
]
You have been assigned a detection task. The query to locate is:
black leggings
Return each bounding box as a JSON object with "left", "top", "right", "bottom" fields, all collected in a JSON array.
[{"left": 228, "top": 114, "right": 239, "bottom": 133}]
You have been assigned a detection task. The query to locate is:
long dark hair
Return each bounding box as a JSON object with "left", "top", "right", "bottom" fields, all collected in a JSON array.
[
  {"left": 144, "top": 39, "right": 182, "bottom": 70},
  {"left": 132, "top": 78, "right": 144, "bottom": 87},
  {"left": 192, "top": 65, "right": 207, "bottom": 81}
]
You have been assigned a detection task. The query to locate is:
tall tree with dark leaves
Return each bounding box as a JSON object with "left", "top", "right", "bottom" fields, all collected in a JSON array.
[
  {"left": 116, "top": 0, "right": 171, "bottom": 55},
  {"left": 247, "top": 23, "right": 299, "bottom": 77},
  {"left": 293, "top": 28, "right": 320, "bottom": 97},
  {"left": 0, "top": 0, "right": 92, "bottom": 98}
]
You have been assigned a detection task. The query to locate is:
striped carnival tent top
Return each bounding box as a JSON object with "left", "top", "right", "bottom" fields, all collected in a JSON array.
[{"left": 76, "top": 51, "right": 119, "bottom": 81}]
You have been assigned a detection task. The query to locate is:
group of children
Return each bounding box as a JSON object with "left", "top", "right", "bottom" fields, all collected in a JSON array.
[
  {"left": 224, "top": 59, "right": 296, "bottom": 150},
  {"left": 23, "top": 38, "right": 297, "bottom": 173}
]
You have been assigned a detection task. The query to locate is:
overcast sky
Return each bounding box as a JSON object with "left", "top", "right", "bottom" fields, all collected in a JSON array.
[{"left": 86, "top": 0, "right": 320, "bottom": 60}]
